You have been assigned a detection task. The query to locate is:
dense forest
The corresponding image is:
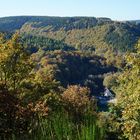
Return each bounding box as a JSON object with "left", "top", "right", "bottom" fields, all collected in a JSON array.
[{"left": 0, "top": 16, "right": 140, "bottom": 140}]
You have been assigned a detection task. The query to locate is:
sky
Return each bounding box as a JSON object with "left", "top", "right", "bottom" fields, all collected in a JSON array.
[{"left": 0, "top": 0, "right": 140, "bottom": 20}]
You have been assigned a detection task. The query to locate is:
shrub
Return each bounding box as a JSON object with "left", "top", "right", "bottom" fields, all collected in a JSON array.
[
  {"left": 0, "top": 88, "right": 35, "bottom": 139},
  {"left": 62, "top": 85, "right": 92, "bottom": 116}
]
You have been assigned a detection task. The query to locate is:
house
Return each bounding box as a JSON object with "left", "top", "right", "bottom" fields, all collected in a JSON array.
[{"left": 104, "top": 87, "right": 114, "bottom": 98}]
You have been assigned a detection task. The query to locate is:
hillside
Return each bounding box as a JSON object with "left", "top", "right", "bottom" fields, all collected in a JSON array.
[
  {"left": 0, "top": 16, "right": 138, "bottom": 93},
  {"left": 1, "top": 16, "right": 140, "bottom": 140},
  {"left": 0, "top": 16, "right": 112, "bottom": 32},
  {"left": 0, "top": 16, "right": 140, "bottom": 52}
]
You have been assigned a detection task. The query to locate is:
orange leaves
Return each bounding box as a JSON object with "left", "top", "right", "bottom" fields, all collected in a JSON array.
[
  {"left": 33, "top": 101, "right": 49, "bottom": 117},
  {"left": 62, "top": 85, "right": 91, "bottom": 114}
]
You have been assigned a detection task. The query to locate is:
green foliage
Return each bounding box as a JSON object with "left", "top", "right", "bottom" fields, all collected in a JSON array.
[
  {"left": 115, "top": 40, "right": 140, "bottom": 140},
  {"left": 105, "top": 23, "right": 140, "bottom": 52},
  {"left": 21, "top": 34, "right": 75, "bottom": 53}
]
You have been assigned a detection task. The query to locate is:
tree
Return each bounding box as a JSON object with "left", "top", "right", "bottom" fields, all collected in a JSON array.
[
  {"left": 0, "top": 33, "right": 35, "bottom": 138},
  {"left": 0, "top": 33, "right": 32, "bottom": 91},
  {"left": 116, "top": 40, "right": 140, "bottom": 140}
]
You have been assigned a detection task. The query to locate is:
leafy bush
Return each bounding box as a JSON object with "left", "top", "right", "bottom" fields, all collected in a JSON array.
[
  {"left": 62, "top": 85, "right": 91, "bottom": 114},
  {"left": 0, "top": 88, "right": 35, "bottom": 139}
]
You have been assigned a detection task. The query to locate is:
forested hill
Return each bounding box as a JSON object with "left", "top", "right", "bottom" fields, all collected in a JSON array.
[
  {"left": 0, "top": 16, "right": 112, "bottom": 32},
  {"left": 1, "top": 16, "right": 140, "bottom": 139},
  {"left": 0, "top": 16, "right": 140, "bottom": 52}
]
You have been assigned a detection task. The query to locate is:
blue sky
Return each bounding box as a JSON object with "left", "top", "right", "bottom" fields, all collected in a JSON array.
[{"left": 0, "top": 0, "right": 139, "bottom": 20}]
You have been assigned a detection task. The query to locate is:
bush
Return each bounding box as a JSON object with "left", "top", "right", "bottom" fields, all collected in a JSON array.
[
  {"left": 62, "top": 85, "right": 90, "bottom": 111},
  {"left": 0, "top": 88, "right": 35, "bottom": 139}
]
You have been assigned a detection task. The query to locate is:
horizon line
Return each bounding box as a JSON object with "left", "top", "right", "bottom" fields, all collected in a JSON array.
[{"left": 0, "top": 15, "right": 139, "bottom": 21}]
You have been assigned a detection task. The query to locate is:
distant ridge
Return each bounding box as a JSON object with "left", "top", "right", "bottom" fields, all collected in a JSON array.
[
  {"left": 0, "top": 16, "right": 113, "bottom": 32},
  {"left": 0, "top": 16, "right": 140, "bottom": 52}
]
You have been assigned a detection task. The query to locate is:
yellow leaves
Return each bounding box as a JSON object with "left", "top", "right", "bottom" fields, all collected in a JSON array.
[
  {"left": 0, "top": 33, "right": 33, "bottom": 90},
  {"left": 115, "top": 39, "right": 140, "bottom": 139},
  {"left": 0, "top": 45, "right": 8, "bottom": 61},
  {"left": 0, "top": 33, "right": 19, "bottom": 64},
  {"left": 122, "top": 120, "right": 140, "bottom": 140}
]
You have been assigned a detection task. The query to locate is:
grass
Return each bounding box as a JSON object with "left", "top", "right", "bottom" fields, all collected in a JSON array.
[{"left": 9, "top": 109, "right": 105, "bottom": 140}]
